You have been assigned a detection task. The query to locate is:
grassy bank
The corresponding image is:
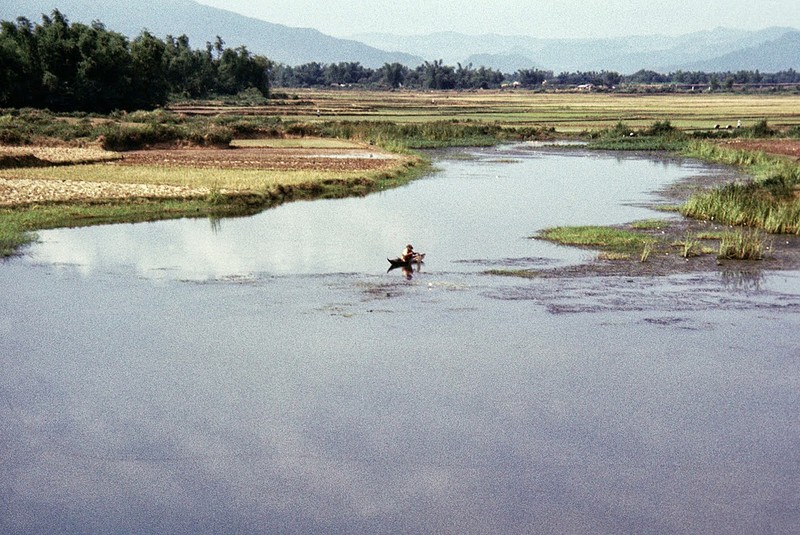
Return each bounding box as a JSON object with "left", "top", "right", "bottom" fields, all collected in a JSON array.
[{"left": 680, "top": 141, "right": 800, "bottom": 234}]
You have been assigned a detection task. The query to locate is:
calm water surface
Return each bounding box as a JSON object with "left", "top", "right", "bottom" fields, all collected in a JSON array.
[{"left": 2, "top": 145, "right": 799, "bottom": 534}]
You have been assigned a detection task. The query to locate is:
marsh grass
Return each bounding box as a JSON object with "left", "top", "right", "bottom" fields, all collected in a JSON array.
[
  {"left": 537, "top": 226, "right": 657, "bottom": 257},
  {"left": 681, "top": 141, "right": 800, "bottom": 234},
  {"left": 673, "top": 233, "right": 702, "bottom": 257},
  {"left": 0, "top": 224, "right": 35, "bottom": 256},
  {"left": 718, "top": 229, "right": 767, "bottom": 260},
  {"left": 640, "top": 241, "right": 654, "bottom": 262},
  {"left": 681, "top": 181, "right": 800, "bottom": 234},
  {"left": 598, "top": 251, "right": 631, "bottom": 260},
  {"left": 485, "top": 269, "right": 541, "bottom": 278},
  {"left": 318, "top": 120, "right": 513, "bottom": 149}
]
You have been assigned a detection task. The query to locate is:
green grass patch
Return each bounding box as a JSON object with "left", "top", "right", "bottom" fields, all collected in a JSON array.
[
  {"left": 537, "top": 225, "right": 657, "bottom": 256},
  {"left": 672, "top": 233, "right": 702, "bottom": 258},
  {"left": 631, "top": 218, "right": 671, "bottom": 230}
]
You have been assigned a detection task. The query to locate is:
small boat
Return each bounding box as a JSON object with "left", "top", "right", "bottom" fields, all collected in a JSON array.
[{"left": 387, "top": 253, "right": 425, "bottom": 269}]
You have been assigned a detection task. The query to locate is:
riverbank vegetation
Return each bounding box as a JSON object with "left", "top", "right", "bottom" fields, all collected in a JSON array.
[{"left": 680, "top": 141, "right": 800, "bottom": 233}]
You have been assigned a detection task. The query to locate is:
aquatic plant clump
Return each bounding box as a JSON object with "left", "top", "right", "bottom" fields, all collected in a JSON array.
[
  {"left": 718, "top": 229, "right": 767, "bottom": 260},
  {"left": 681, "top": 141, "right": 800, "bottom": 234},
  {"left": 537, "top": 226, "right": 657, "bottom": 255},
  {"left": 681, "top": 182, "right": 800, "bottom": 234}
]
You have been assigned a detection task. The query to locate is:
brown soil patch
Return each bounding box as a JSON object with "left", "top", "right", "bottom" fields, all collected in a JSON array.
[
  {"left": 716, "top": 138, "right": 800, "bottom": 159},
  {"left": 118, "top": 146, "right": 402, "bottom": 172}
]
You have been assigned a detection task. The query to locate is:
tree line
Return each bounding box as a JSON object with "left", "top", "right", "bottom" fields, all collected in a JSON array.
[
  {"left": 0, "top": 10, "right": 271, "bottom": 112},
  {"left": 275, "top": 62, "right": 800, "bottom": 90},
  {"left": 2, "top": 11, "right": 799, "bottom": 113}
]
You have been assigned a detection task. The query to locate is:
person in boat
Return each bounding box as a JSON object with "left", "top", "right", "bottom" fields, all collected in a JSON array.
[{"left": 401, "top": 244, "right": 415, "bottom": 262}]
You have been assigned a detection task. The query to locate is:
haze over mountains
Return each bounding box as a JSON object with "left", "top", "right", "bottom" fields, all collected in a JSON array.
[
  {"left": 3, "top": 0, "right": 799, "bottom": 73},
  {"left": 352, "top": 28, "right": 800, "bottom": 73}
]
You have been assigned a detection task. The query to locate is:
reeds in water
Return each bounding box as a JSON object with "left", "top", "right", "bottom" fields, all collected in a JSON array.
[{"left": 717, "top": 229, "right": 767, "bottom": 260}]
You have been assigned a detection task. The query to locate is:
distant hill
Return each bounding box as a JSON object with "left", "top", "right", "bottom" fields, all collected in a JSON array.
[
  {"left": 0, "top": 0, "right": 423, "bottom": 67},
  {"left": 678, "top": 31, "right": 800, "bottom": 72},
  {"left": 352, "top": 27, "right": 800, "bottom": 73}
]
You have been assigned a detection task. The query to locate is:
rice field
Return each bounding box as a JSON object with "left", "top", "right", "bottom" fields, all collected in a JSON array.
[{"left": 192, "top": 90, "right": 800, "bottom": 133}]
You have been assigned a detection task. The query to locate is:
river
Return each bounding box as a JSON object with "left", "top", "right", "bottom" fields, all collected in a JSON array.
[{"left": 1, "top": 144, "right": 799, "bottom": 534}]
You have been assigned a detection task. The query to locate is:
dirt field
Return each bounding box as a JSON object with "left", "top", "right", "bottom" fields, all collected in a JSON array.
[
  {"left": 117, "top": 146, "right": 402, "bottom": 172},
  {"left": 716, "top": 138, "right": 800, "bottom": 159}
]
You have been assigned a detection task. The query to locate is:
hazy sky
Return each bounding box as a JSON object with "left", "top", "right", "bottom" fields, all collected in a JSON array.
[{"left": 194, "top": 0, "right": 800, "bottom": 38}]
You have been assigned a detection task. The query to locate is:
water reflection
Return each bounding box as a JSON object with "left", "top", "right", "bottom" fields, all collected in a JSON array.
[
  {"left": 209, "top": 216, "right": 223, "bottom": 234},
  {"left": 29, "top": 147, "right": 708, "bottom": 279},
  {"left": 387, "top": 258, "right": 424, "bottom": 280},
  {"left": 720, "top": 269, "right": 765, "bottom": 290}
]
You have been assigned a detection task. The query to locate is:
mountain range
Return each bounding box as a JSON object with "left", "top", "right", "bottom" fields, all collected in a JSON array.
[
  {"left": 351, "top": 27, "right": 800, "bottom": 73},
  {"left": 3, "top": 0, "right": 799, "bottom": 73}
]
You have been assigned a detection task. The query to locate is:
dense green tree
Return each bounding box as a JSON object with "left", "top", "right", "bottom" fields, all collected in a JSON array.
[
  {"left": 163, "top": 34, "right": 216, "bottom": 97},
  {"left": 379, "top": 62, "right": 407, "bottom": 88},
  {"left": 130, "top": 31, "right": 169, "bottom": 108},
  {"left": 514, "top": 68, "right": 552, "bottom": 87},
  {"left": 419, "top": 60, "right": 455, "bottom": 90},
  {"left": 324, "top": 61, "right": 369, "bottom": 86},
  {"left": 0, "top": 10, "right": 272, "bottom": 110},
  {"left": 34, "top": 10, "right": 82, "bottom": 109},
  {"left": 291, "top": 62, "right": 325, "bottom": 87},
  {"left": 0, "top": 17, "right": 42, "bottom": 107},
  {"left": 217, "top": 45, "right": 270, "bottom": 96},
  {"left": 73, "top": 21, "right": 133, "bottom": 111}
]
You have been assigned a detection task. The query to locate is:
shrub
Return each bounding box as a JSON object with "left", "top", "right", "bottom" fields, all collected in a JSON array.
[
  {"left": 644, "top": 120, "right": 678, "bottom": 136},
  {"left": 749, "top": 119, "right": 774, "bottom": 138}
]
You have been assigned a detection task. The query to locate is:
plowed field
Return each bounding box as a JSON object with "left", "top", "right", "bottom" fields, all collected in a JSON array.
[
  {"left": 118, "top": 147, "right": 402, "bottom": 171},
  {"left": 718, "top": 138, "right": 800, "bottom": 158}
]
